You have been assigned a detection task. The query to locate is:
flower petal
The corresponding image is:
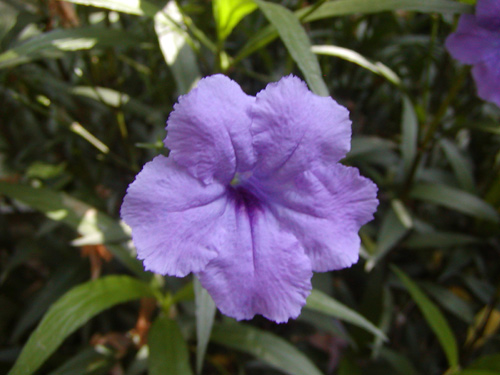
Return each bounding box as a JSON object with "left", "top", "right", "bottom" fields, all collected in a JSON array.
[
  {"left": 165, "top": 74, "right": 256, "bottom": 184},
  {"left": 445, "top": 14, "right": 500, "bottom": 65},
  {"left": 250, "top": 75, "right": 351, "bottom": 180},
  {"left": 476, "top": 0, "right": 500, "bottom": 30},
  {"left": 258, "top": 164, "right": 378, "bottom": 272},
  {"left": 121, "top": 156, "right": 228, "bottom": 277},
  {"left": 472, "top": 59, "right": 500, "bottom": 107},
  {"left": 197, "top": 188, "right": 312, "bottom": 323}
]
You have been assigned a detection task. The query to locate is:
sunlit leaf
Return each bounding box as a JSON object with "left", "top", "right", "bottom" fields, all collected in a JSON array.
[
  {"left": 0, "top": 27, "right": 141, "bottom": 69},
  {"left": 61, "top": 0, "right": 160, "bottom": 16},
  {"left": 154, "top": 1, "right": 200, "bottom": 94},
  {"left": 312, "top": 45, "right": 400, "bottom": 86},
  {"left": 8, "top": 276, "right": 156, "bottom": 375},
  {"left": 214, "top": 0, "right": 257, "bottom": 41}
]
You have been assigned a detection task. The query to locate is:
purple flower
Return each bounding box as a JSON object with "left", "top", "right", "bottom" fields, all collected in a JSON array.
[
  {"left": 445, "top": 0, "right": 500, "bottom": 106},
  {"left": 121, "top": 75, "right": 378, "bottom": 323}
]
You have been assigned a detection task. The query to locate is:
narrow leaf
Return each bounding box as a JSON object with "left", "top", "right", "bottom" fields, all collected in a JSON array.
[
  {"left": 0, "top": 181, "right": 147, "bottom": 278},
  {"left": 366, "top": 206, "right": 409, "bottom": 270},
  {"left": 392, "top": 266, "right": 459, "bottom": 368},
  {"left": 61, "top": 0, "right": 160, "bottom": 17},
  {"left": 253, "top": 0, "right": 329, "bottom": 96},
  {"left": 0, "top": 27, "right": 141, "bottom": 69},
  {"left": 312, "top": 45, "right": 400, "bottom": 86},
  {"left": 211, "top": 322, "right": 323, "bottom": 375},
  {"left": 236, "top": 0, "right": 470, "bottom": 64},
  {"left": 440, "top": 139, "right": 476, "bottom": 193},
  {"left": 194, "top": 278, "right": 216, "bottom": 375},
  {"left": 305, "top": 289, "right": 387, "bottom": 341},
  {"left": 410, "top": 183, "right": 499, "bottom": 223},
  {"left": 154, "top": 1, "right": 200, "bottom": 94},
  {"left": 8, "top": 276, "right": 156, "bottom": 375},
  {"left": 401, "top": 96, "right": 418, "bottom": 176},
  {"left": 148, "top": 316, "right": 193, "bottom": 375},
  {"left": 300, "top": 0, "right": 472, "bottom": 22}
]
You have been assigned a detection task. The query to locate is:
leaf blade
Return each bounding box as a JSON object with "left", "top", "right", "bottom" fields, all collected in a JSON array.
[
  {"left": 211, "top": 322, "right": 323, "bottom": 375},
  {"left": 148, "top": 316, "right": 193, "bottom": 375},
  {"left": 253, "top": 0, "right": 328, "bottom": 96},
  {"left": 8, "top": 276, "right": 156, "bottom": 375},
  {"left": 305, "top": 289, "right": 387, "bottom": 341},
  {"left": 392, "top": 266, "right": 459, "bottom": 368}
]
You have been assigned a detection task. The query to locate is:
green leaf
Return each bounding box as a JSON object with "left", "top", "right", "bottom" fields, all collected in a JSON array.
[
  {"left": 311, "top": 45, "right": 400, "bottom": 86},
  {"left": 253, "top": 0, "right": 328, "bottom": 96},
  {"left": 458, "top": 371, "right": 500, "bottom": 375},
  {"left": 404, "top": 231, "right": 482, "bottom": 249},
  {"left": 392, "top": 266, "right": 459, "bottom": 368},
  {"left": 300, "top": 0, "right": 472, "bottom": 22},
  {"left": 154, "top": 1, "right": 201, "bottom": 94},
  {"left": 440, "top": 139, "right": 476, "bottom": 193},
  {"left": 8, "top": 276, "right": 156, "bottom": 375},
  {"left": 401, "top": 96, "right": 418, "bottom": 176},
  {"left": 214, "top": 0, "right": 257, "bottom": 41},
  {"left": 194, "top": 278, "right": 216, "bottom": 375},
  {"left": 148, "top": 316, "right": 193, "bottom": 375},
  {"left": 305, "top": 289, "right": 387, "bottom": 341},
  {"left": 378, "top": 347, "right": 420, "bottom": 375},
  {"left": 48, "top": 347, "right": 113, "bottom": 375},
  {"left": 347, "top": 136, "right": 397, "bottom": 159},
  {"left": 466, "top": 353, "right": 500, "bottom": 372},
  {"left": 60, "top": 0, "right": 160, "bottom": 17},
  {"left": 421, "top": 283, "right": 475, "bottom": 324},
  {"left": 410, "top": 183, "right": 499, "bottom": 223},
  {"left": 0, "top": 181, "right": 147, "bottom": 278},
  {"left": 236, "top": 0, "right": 470, "bottom": 64},
  {"left": 365, "top": 205, "right": 409, "bottom": 270},
  {"left": 211, "top": 322, "right": 323, "bottom": 375},
  {"left": 0, "top": 27, "right": 142, "bottom": 69}
]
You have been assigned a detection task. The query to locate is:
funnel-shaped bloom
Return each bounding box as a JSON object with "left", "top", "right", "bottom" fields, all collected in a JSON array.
[
  {"left": 445, "top": 0, "right": 500, "bottom": 106},
  {"left": 121, "top": 75, "right": 378, "bottom": 323}
]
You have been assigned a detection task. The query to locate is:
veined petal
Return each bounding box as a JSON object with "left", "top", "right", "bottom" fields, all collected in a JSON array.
[
  {"left": 445, "top": 15, "right": 500, "bottom": 65},
  {"left": 472, "top": 59, "right": 500, "bottom": 107},
  {"left": 121, "top": 156, "right": 228, "bottom": 277},
  {"left": 165, "top": 75, "right": 256, "bottom": 184},
  {"left": 476, "top": 0, "right": 500, "bottom": 30},
  {"left": 250, "top": 75, "right": 351, "bottom": 180},
  {"left": 197, "top": 188, "right": 312, "bottom": 323},
  {"left": 260, "top": 164, "right": 378, "bottom": 272}
]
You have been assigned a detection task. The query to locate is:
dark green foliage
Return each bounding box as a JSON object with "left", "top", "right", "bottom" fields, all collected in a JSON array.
[{"left": 1, "top": 0, "right": 499, "bottom": 374}]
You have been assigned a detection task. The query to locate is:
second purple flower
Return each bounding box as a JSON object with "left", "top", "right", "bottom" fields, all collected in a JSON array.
[{"left": 121, "top": 75, "right": 378, "bottom": 323}]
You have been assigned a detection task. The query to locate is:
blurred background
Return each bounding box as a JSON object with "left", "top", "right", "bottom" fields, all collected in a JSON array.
[{"left": 1, "top": 0, "right": 499, "bottom": 374}]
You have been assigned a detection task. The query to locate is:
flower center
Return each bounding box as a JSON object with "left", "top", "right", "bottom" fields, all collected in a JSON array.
[{"left": 230, "top": 171, "right": 252, "bottom": 187}]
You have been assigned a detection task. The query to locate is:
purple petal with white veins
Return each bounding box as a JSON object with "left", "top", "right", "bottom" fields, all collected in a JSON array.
[
  {"left": 252, "top": 164, "right": 378, "bottom": 272},
  {"left": 445, "top": 14, "right": 500, "bottom": 65},
  {"left": 165, "top": 74, "right": 256, "bottom": 184},
  {"left": 250, "top": 75, "right": 351, "bottom": 181},
  {"left": 472, "top": 59, "right": 500, "bottom": 107},
  {"left": 476, "top": 0, "right": 500, "bottom": 30},
  {"left": 121, "top": 156, "right": 228, "bottom": 277},
  {"left": 197, "top": 187, "right": 312, "bottom": 323}
]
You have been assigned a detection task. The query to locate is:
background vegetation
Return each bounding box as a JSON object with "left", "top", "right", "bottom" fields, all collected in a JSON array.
[{"left": 1, "top": 0, "right": 499, "bottom": 374}]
